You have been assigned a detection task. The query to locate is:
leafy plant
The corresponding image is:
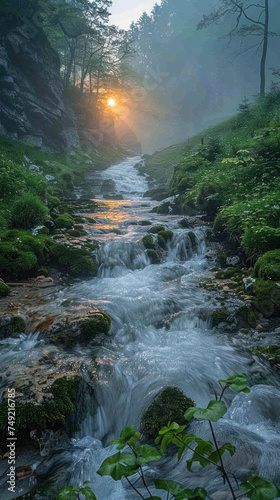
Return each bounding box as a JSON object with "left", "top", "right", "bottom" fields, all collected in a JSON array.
[{"left": 60, "top": 373, "right": 280, "bottom": 500}]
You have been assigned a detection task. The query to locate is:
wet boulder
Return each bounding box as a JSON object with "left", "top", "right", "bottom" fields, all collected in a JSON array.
[{"left": 141, "top": 387, "right": 194, "bottom": 439}]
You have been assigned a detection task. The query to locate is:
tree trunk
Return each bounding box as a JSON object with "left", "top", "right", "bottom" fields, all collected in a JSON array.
[{"left": 260, "top": 0, "right": 269, "bottom": 95}]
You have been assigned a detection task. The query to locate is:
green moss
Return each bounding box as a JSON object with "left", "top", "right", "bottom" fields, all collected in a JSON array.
[
  {"left": 0, "top": 242, "right": 38, "bottom": 279},
  {"left": 67, "top": 229, "right": 87, "bottom": 237},
  {"left": 146, "top": 249, "right": 161, "bottom": 264},
  {"left": 251, "top": 279, "right": 280, "bottom": 317},
  {"left": 0, "top": 282, "right": 10, "bottom": 297},
  {"left": 149, "top": 225, "right": 165, "bottom": 234},
  {"left": 157, "top": 230, "right": 173, "bottom": 249},
  {"left": 8, "top": 316, "right": 26, "bottom": 336},
  {"left": 142, "top": 234, "right": 154, "bottom": 249},
  {"left": 212, "top": 309, "right": 230, "bottom": 326},
  {"left": 54, "top": 214, "right": 75, "bottom": 230},
  {"left": 251, "top": 345, "right": 280, "bottom": 365},
  {"left": 236, "top": 306, "right": 257, "bottom": 328},
  {"left": 50, "top": 244, "right": 97, "bottom": 277},
  {"left": 254, "top": 249, "right": 280, "bottom": 281},
  {"left": 80, "top": 311, "right": 112, "bottom": 340},
  {"left": 51, "top": 332, "right": 76, "bottom": 347},
  {"left": 187, "top": 231, "right": 197, "bottom": 250},
  {"left": 10, "top": 193, "right": 48, "bottom": 230},
  {"left": 141, "top": 387, "right": 194, "bottom": 439},
  {"left": 0, "top": 376, "right": 80, "bottom": 432},
  {"left": 139, "top": 220, "right": 152, "bottom": 226}
]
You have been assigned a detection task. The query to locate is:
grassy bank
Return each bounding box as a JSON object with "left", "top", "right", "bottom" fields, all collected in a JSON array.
[
  {"left": 146, "top": 92, "right": 280, "bottom": 263},
  {"left": 0, "top": 135, "right": 127, "bottom": 283}
]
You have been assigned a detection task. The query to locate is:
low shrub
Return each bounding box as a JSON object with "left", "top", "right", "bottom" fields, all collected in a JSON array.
[
  {"left": 0, "top": 282, "right": 10, "bottom": 297},
  {"left": 254, "top": 249, "right": 280, "bottom": 281},
  {"left": 10, "top": 193, "right": 48, "bottom": 230}
]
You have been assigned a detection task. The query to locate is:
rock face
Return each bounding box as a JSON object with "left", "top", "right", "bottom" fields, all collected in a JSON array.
[{"left": 0, "top": 17, "right": 80, "bottom": 152}]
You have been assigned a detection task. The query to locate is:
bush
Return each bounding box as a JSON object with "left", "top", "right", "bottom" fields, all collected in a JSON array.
[
  {"left": 10, "top": 193, "right": 48, "bottom": 230},
  {"left": 0, "top": 282, "right": 10, "bottom": 297},
  {"left": 254, "top": 249, "right": 280, "bottom": 281},
  {"left": 242, "top": 226, "right": 280, "bottom": 260},
  {"left": 0, "top": 242, "right": 38, "bottom": 279}
]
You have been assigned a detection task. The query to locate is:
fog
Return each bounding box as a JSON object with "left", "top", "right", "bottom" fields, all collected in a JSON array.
[{"left": 120, "top": 0, "right": 280, "bottom": 153}]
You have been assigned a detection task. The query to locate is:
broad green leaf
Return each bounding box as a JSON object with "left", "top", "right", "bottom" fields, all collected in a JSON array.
[
  {"left": 154, "top": 479, "right": 207, "bottom": 499},
  {"left": 184, "top": 401, "right": 227, "bottom": 422},
  {"left": 97, "top": 451, "right": 136, "bottom": 480},
  {"left": 134, "top": 445, "right": 161, "bottom": 464},
  {"left": 79, "top": 487, "right": 97, "bottom": 500},
  {"left": 218, "top": 373, "right": 250, "bottom": 393},
  {"left": 240, "top": 474, "right": 280, "bottom": 500},
  {"left": 158, "top": 422, "right": 187, "bottom": 435},
  {"left": 210, "top": 442, "right": 236, "bottom": 463},
  {"left": 186, "top": 439, "right": 215, "bottom": 471},
  {"left": 109, "top": 425, "right": 141, "bottom": 450},
  {"left": 56, "top": 490, "right": 77, "bottom": 500}
]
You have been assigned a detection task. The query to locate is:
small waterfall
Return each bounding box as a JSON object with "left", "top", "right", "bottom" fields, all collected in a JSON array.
[{"left": 8, "top": 157, "right": 280, "bottom": 500}]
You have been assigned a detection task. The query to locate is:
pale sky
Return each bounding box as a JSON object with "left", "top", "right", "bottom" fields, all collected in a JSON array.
[{"left": 110, "top": 0, "right": 155, "bottom": 29}]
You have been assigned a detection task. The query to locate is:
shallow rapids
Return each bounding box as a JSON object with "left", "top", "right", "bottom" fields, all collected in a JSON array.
[{"left": 2, "top": 157, "right": 280, "bottom": 499}]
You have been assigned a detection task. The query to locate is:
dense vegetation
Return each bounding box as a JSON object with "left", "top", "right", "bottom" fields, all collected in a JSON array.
[{"left": 0, "top": 135, "right": 125, "bottom": 282}]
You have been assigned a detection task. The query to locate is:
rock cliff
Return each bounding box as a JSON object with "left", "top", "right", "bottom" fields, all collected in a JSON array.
[{"left": 0, "top": 16, "right": 80, "bottom": 153}]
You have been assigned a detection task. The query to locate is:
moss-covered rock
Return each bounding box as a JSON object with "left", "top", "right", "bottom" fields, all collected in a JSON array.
[
  {"left": 139, "top": 220, "right": 152, "bottom": 226},
  {"left": 54, "top": 213, "right": 75, "bottom": 230},
  {"left": 236, "top": 306, "right": 257, "bottom": 329},
  {"left": 141, "top": 387, "right": 194, "bottom": 439},
  {"left": 8, "top": 316, "right": 26, "bottom": 336},
  {"left": 146, "top": 249, "right": 161, "bottom": 264},
  {"left": 188, "top": 231, "right": 197, "bottom": 250},
  {"left": 254, "top": 249, "right": 280, "bottom": 281},
  {"left": 212, "top": 309, "right": 230, "bottom": 326},
  {"left": 142, "top": 234, "right": 154, "bottom": 249},
  {"left": 50, "top": 244, "right": 98, "bottom": 277},
  {"left": 80, "top": 311, "right": 112, "bottom": 341},
  {"left": 251, "top": 279, "right": 280, "bottom": 318},
  {"left": 149, "top": 225, "right": 165, "bottom": 234},
  {"left": 0, "top": 376, "right": 79, "bottom": 432},
  {"left": 251, "top": 345, "right": 280, "bottom": 366},
  {"left": 0, "top": 282, "right": 10, "bottom": 297},
  {"left": 157, "top": 230, "right": 173, "bottom": 249}
]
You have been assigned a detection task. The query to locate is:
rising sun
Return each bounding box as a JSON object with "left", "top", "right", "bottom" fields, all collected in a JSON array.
[{"left": 108, "top": 98, "right": 116, "bottom": 107}]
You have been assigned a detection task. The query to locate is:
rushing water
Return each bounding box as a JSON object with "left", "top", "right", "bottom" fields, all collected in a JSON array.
[{"left": 2, "top": 157, "right": 280, "bottom": 499}]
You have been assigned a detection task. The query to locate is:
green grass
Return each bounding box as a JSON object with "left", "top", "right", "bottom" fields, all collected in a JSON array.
[{"left": 145, "top": 91, "right": 280, "bottom": 263}]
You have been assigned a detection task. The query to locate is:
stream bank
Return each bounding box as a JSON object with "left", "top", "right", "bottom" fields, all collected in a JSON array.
[{"left": 0, "top": 157, "right": 279, "bottom": 499}]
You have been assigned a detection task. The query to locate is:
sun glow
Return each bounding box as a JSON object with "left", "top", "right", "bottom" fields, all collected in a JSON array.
[{"left": 108, "top": 98, "right": 116, "bottom": 107}]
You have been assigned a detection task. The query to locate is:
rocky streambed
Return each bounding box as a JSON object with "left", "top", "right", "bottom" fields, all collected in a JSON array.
[{"left": 0, "top": 156, "right": 280, "bottom": 499}]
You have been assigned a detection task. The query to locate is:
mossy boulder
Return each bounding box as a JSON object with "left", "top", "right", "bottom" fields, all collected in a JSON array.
[
  {"left": 0, "top": 376, "right": 79, "bottom": 432},
  {"left": 212, "top": 309, "right": 230, "bottom": 327},
  {"left": 149, "top": 225, "right": 165, "bottom": 234},
  {"left": 139, "top": 220, "right": 152, "bottom": 226},
  {"left": 251, "top": 279, "right": 280, "bottom": 318},
  {"left": 254, "top": 249, "right": 280, "bottom": 281},
  {"left": 80, "top": 311, "right": 112, "bottom": 341},
  {"left": 54, "top": 213, "right": 75, "bottom": 230},
  {"left": 142, "top": 234, "right": 154, "bottom": 249},
  {"left": 236, "top": 306, "right": 257, "bottom": 329},
  {"left": 188, "top": 231, "right": 197, "bottom": 250},
  {"left": 50, "top": 244, "right": 98, "bottom": 277},
  {"left": 146, "top": 249, "right": 161, "bottom": 264},
  {"left": 0, "top": 315, "right": 26, "bottom": 339},
  {"left": 157, "top": 230, "right": 173, "bottom": 249},
  {"left": 141, "top": 387, "right": 194, "bottom": 439},
  {"left": 0, "top": 282, "right": 10, "bottom": 297}
]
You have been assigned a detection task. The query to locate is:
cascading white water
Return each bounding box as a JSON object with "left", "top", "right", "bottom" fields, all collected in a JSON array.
[{"left": 3, "top": 158, "right": 279, "bottom": 499}]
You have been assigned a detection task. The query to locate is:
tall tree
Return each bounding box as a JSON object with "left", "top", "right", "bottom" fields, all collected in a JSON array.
[{"left": 197, "top": 0, "right": 273, "bottom": 95}]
